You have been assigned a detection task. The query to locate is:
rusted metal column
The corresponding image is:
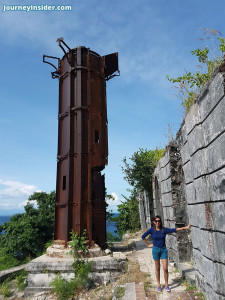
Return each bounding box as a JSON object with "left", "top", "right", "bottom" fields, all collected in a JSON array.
[{"left": 43, "top": 39, "right": 119, "bottom": 246}]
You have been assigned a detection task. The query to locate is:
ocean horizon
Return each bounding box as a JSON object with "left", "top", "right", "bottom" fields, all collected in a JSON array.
[{"left": 0, "top": 214, "right": 118, "bottom": 235}]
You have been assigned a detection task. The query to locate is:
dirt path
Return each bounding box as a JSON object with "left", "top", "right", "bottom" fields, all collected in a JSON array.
[{"left": 125, "top": 239, "right": 204, "bottom": 300}]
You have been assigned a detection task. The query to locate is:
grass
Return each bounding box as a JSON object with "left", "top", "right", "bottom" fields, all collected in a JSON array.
[
  {"left": 182, "top": 278, "right": 206, "bottom": 299},
  {"left": 144, "top": 280, "right": 152, "bottom": 293},
  {"left": 76, "top": 258, "right": 152, "bottom": 300},
  {"left": 194, "top": 291, "right": 206, "bottom": 299},
  {"left": 115, "top": 286, "right": 125, "bottom": 298},
  {"left": 1, "top": 281, "right": 12, "bottom": 298},
  {"left": 16, "top": 270, "right": 28, "bottom": 291}
]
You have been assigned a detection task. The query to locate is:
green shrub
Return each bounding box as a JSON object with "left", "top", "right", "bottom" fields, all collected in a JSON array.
[
  {"left": 50, "top": 275, "right": 77, "bottom": 300},
  {"left": 167, "top": 29, "right": 225, "bottom": 114},
  {"left": 106, "top": 232, "right": 121, "bottom": 242},
  {"left": 116, "top": 286, "right": 125, "bottom": 298},
  {"left": 50, "top": 230, "right": 93, "bottom": 300},
  {"left": 0, "top": 280, "right": 12, "bottom": 298},
  {"left": 0, "top": 252, "right": 19, "bottom": 271},
  {"left": 16, "top": 270, "right": 28, "bottom": 291}
]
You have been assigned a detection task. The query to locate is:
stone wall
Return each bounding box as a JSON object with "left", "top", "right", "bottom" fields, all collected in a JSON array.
[{"left": 153, "top": 70, "right": 225, "bottom": 300}]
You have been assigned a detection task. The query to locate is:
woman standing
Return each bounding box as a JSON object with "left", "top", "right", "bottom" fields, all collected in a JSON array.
[{"left": 142, "top": 215, "right": 191, "bottom": 292}]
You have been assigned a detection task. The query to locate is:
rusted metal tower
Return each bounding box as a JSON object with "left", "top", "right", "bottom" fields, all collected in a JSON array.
[{"left": 43, "top": 38, "right": 119, "bottom": 246}]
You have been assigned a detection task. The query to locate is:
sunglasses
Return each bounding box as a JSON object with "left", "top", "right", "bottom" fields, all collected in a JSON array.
[{"left": 155, "top": 220, "right": 161, "bottom": 223}]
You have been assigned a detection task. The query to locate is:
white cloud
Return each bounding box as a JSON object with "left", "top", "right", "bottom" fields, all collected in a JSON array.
[
  {"left": 106, "top": 192, "right": 121, "bottom": 212},
  {"left": 0, "top": 179, "right": 40, "bottom": 211}
]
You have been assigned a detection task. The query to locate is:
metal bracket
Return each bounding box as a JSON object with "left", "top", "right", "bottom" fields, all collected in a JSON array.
[
  {"left": 105, "top": 70, "right": 120, "bottom": 81},
  {"left": 43, "top": 55, "right": 60, "bottom": 79},
  {"left": 57, "top": 37, "right": 71, "bottom": 61}
]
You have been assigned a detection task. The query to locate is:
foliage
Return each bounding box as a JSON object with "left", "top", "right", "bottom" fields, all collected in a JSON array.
[
  {"left": 119, "top": 148, "right": 164, "bottom": 235},
  {"left": 115, "top": 286, "right": 125, "bottom": 298},
  {"left": 0, "top": 191, "right": 55, "bottom": 261},
  {"left": 167, "top": 29, "right": 225, "bottom": 113},
  {"left": 0, "top": 246, "right": 19, "bottom": 271},
  {"left": 106, "top": 232, "right": 121, "bottom": 242},
  {"left": 16, "top": 270, "right": 28, "bottom": 291},
  {"left": 183, "top": 278, "right": 197, "bottom": 291},
  {"left": 1, "top": 282, "right": 11, "bottom": 298},
  {"left": 115, "top": 190, "right": 141, "bottom": 235},
  {"left": 194, "top": 291, "right": 206, "bottom": 299},
  {"left": 0, "top": 278, "right": 12, "bottom": 298},
  {"left": 50, "top": 275, "right": 78, "bottom": 300},
  {"left": 69, "top": 229, "right": 88, "bottom": 259},
  {"left": 121, "top": 147, "right": 164, "bottom": 197},
  {"left": 51, "top": 230, "right": 93, "bottom": 300}
]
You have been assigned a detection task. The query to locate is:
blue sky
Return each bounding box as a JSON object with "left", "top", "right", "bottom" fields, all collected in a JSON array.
[{"left": 0, "top": 0, "right": 225, "bottom": 214}]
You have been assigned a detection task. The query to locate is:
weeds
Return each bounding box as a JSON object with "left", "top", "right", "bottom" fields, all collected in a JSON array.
[
  {"left": 182, "top": 279, "right": 197, "bottom": 291},
  {"left": 50, "top": 275, "right": 77, "bottom": 300},
  {"left": 167, "top": 28, "right": 225, "bottom": 114},
  {"left": 144, "top": 280, "right": 152, "bottom": 293},
  {"left": 115, "top": 286, "right": 125, "bottom": 298},
  {"left": 50, "top": 230, "right": 93, "bottom": 300},
  {"left": 194, "top": 291, "right": 206, "bottom": 299},
  {"left": 16, "top": 270, "right": 28, "bottom": 291},
  {"left": 0, "top": 279, "right": 12, "bottom": 298}
]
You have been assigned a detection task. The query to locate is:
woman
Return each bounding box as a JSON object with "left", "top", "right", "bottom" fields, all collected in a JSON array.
[{"left": 142, "top": 215, "right": 191, "bottom": 292}]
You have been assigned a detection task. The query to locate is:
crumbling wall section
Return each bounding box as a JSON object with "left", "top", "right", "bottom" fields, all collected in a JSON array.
[
  {"left": 153, "top": 70, "right": 225, "bottom": 300},
  {"left": 154, "top": 143, "right": 192, "bottom": 267}
]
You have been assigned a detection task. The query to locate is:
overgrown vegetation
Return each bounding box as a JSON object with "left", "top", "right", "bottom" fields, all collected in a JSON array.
[
  {"left": 181, "top": 279, "right": 206, "bottom": 299},
  {"left": 167, "top": 28, "right": 225, "bottom": 113},
  {"left": 115, "top": 190, "right": 141, "bottom": 235},
  {"left": 122, "top": 147, "right": 164, "bottom": 198},
  {"left": 0, "top": 191, "right": 55, "bottom": 264},
  {"left": 0, "top": 247, "right": 19, "bottom": 271},
  {"left": 50, "top": 230, "right": 93, "bottom": 300},
  {"left": 16, "top": 270, "right": 28, "bottom": 291},
  {"left": 0, "top": 270, "right": 28, "bottom": 298},
  {"left": 0, "top": 279, "right": 12, "bottom": 298},
  {"left": 106, "top": 231, "right": 121, "bottom": 242},
  {"left": 112, "top": 148, "right": 164, "bottom": 236},
  {"left": 115, "top": 286, "right": 125, "bottom": 298}
]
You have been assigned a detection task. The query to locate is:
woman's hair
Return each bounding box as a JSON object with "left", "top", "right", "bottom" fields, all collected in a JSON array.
[{"left": 152, "top": 215, "right": 164, "bottom": 232}]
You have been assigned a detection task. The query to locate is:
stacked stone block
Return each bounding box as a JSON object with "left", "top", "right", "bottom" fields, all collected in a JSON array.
[
  {"left": 154, "top": 143, "right": 191, "bottom": 267},
  {"left": 153, "top": 70, "right": 225, "bottom": 300}
]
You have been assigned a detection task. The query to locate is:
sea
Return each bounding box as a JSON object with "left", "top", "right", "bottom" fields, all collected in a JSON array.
[
  {"left": 0, "top": 216, "right": 11, "bottom": 226},
  {"left": 0, "top": 215, "right": 118, "bottom": 235}
]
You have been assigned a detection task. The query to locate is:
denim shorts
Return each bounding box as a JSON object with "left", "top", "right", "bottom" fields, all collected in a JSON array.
[{"left": 152, "top": 246, "right": 168, "bottom": 260}]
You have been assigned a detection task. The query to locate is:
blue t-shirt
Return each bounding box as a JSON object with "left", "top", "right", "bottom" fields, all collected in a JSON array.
[{"left": 141, "top": 227, "right": 176, "bottom": 248}]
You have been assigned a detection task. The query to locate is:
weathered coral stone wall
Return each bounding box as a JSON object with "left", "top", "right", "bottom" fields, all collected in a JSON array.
[{"left": 153, "top": 70, "right": 225, "bottom": 300}]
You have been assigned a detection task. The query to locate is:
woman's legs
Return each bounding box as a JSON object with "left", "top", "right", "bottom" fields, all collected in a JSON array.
[
  {"left": 162, "top": 259, "right": 168, "bottom": 286},
  {"left": 154, "top": 260, "right": 161, "bottom": 287}
]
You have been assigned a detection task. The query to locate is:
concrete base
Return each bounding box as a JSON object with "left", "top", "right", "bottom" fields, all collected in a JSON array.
[
  {"left": 46, "top": 240, "right": 104, "bottom": 258},
  {"left": 24, "top": 252, "right": 127, "bottom": 297}
]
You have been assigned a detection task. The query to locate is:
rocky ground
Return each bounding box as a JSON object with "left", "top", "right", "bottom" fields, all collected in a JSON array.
[{"left": 0, "top": 231, "right": 205, "bottom": 300}]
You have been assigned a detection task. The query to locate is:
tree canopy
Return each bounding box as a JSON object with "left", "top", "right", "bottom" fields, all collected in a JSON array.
[
  {"left": 116, "top": 189, "right": 140, "bottom": 235},
  {"left": 121, "top": 147, "right": 164, "bottom": 197},
  {"left": 0, "top": 191, "right": 55, "bottom": 260}
]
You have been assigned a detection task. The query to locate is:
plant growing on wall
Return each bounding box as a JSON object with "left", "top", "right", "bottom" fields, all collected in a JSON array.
[{"left": 167, "top": 28, "right": 225, "bottom": 113}]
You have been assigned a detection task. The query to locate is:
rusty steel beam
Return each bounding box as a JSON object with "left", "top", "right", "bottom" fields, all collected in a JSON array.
[{"left": 44, "top": 39, "right": 119, "bottom": 246}]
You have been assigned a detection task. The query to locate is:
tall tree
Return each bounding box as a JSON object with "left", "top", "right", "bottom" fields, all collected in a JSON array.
[
  {"left": 116, "top": 190, "right": 140, "bottom": 235},
  {"left": 121, "top": 148, "right": 164, "bottom": 198}
]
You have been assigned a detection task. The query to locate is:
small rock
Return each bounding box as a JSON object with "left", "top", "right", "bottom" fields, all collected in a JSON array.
[
  {"left": 122, "top": 233, "right": 130, "bottom": 240},
  {"left": 105, "top": 249, "right": 111, "bottom": 255}
]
